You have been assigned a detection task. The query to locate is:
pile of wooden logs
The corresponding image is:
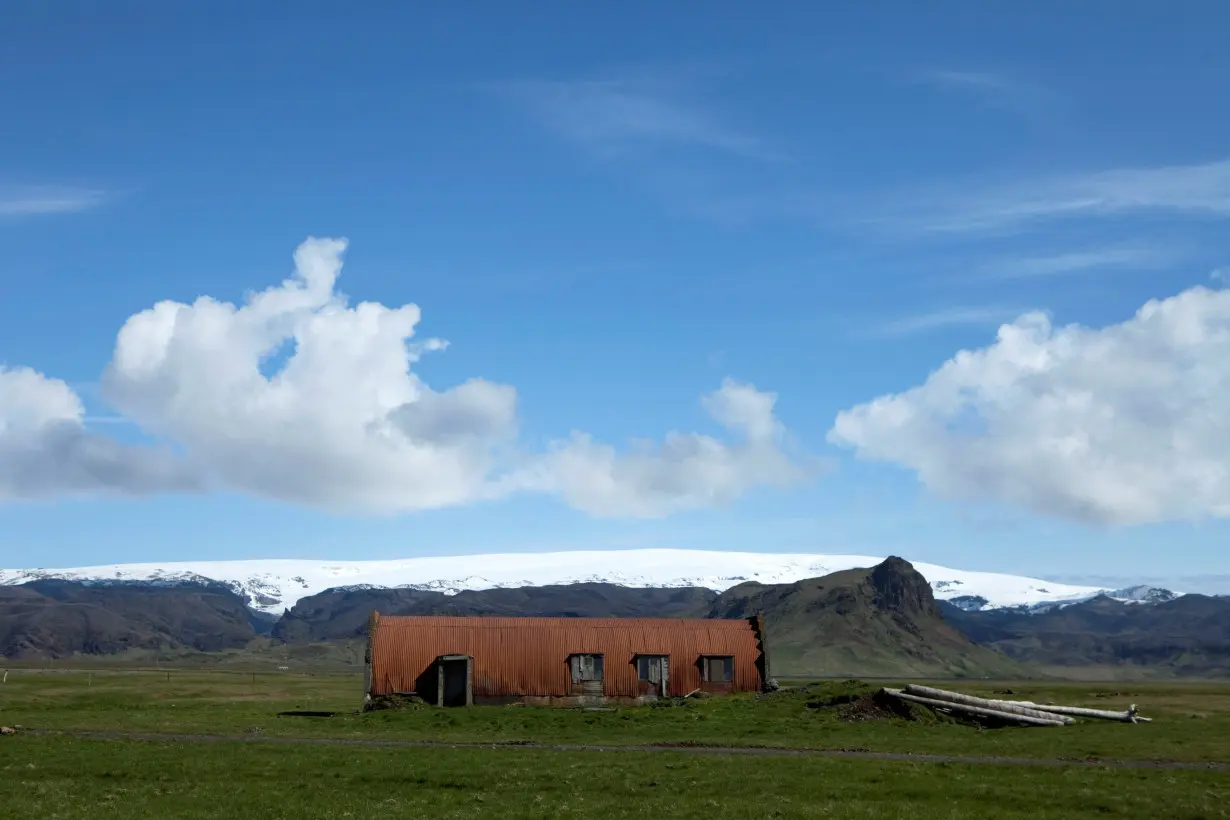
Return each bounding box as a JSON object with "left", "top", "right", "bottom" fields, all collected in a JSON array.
[{"left": 880, "top": 684, "right": 1152, "bottom": 728}]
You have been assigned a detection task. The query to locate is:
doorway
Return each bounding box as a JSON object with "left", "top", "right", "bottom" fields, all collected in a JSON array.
[
  {"left": 436, "top": 655, "right": 472, "bottom": 707},
  {"left": 636, "top": 654, "right": 669, "bottom": 699}
]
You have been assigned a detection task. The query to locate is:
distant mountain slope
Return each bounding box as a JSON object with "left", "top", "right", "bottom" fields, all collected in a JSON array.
[
  {"left": 0, "top": 580, "right": 259, "bottom": 659},
  {"left": 0, "top": 549, "right": 1171, "bottom": 615},
  {"left": 705, "top": 557, "right": 1030, "bottom": 679},
  {"left": 940, "top": 594, "right": 1230, "bottom": 676},
  {"left": 279, "top": 559, "right": 1027, "bottom": 679},
  {"left": 273, "top": 583, "right": 717, "bottom": 643},
  {"left": 4, "top": 564, "right": 1226, "bottom": 679}
]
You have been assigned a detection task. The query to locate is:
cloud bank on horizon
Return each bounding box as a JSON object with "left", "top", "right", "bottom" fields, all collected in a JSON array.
[{"left": 3, "top": 236, "right": 1230, "bottom": 528}]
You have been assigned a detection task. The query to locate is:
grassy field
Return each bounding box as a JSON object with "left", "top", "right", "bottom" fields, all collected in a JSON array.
[
  {"left": 5, "top": 735, "right": 1230, "bottom": 819},
  {"left": 2, "top": 668, "right": 1229, "bottom": 817},
  {"left": 4, "top": 668, "right": 1229, "bottom": 762}
]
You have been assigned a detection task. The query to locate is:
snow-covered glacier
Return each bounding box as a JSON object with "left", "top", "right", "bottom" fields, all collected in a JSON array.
[{"left": 0, "top": 549, "right": 1177, "bottom": 617}]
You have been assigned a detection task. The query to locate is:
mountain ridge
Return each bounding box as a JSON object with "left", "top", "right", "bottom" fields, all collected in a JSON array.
[
  {"left": 0, "top": 579, "right": 260, "bottom": 659},
  {"left": 3, "top": 564, "right": 1226, "bottom": 677},
  {"left": 272, "top": 583, "right": 719, "bottom": 643},
  {"left": 0, "top": 549, "right": 1181, "bottom": 617},
  {"left": 940, "top": 593, "right": 1230, "bottom": 676},
  {"left": 2, "top": 556, "right": 1030, "bottom": 679}
]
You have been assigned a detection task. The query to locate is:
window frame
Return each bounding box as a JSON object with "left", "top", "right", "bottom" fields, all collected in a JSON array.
[{"left": 700, "top": 654, "right": 735, "bottom": 684}]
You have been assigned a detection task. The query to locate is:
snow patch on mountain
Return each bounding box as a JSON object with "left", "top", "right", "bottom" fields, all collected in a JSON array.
[
  {"left": 1101, "top": 584, "right": 1180, "bottom": 604},
  {"left": 1, "top": 550, "right": 1180, "bottom": 617}
]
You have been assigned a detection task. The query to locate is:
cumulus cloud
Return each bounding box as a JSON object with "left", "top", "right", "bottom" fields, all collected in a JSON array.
[
  {"left": 522, "top": 379, "right": 805, "bottom": 517},
  {"left": 0, "top": 367, "right": 200, "bottom": 500},
  {"left": 99, "top": 237, "right": 521, "bottom": 513},
  {"left": 829, "top": 286, "right": 1230, "bottom": 526},
  {"left": 1, "top": 238, "right": 804, "bottom": 516}
]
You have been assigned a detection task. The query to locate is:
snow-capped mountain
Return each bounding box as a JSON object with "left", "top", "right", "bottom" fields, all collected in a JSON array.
[{"left": 0, "top": 549, "right": 1180, "bottom": 617}]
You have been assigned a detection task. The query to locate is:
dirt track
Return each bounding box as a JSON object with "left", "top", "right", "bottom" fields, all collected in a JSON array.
[{"left": 18, "top": 729, "right": 1230, "bottom": 771}]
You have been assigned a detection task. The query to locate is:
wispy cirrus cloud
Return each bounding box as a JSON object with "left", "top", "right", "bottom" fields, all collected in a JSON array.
[
  {"left": 0, "top": 185, "right": 106, "bottom": 217},
  {"left": 864, "top": 305, "right": 1028, "bottom": 339},
  {"left": 496, "top": 78, "right": 778, "bottom": 161},
  {"left": 858, "top": 158, "right": 1230, "bottom": 236},
  {"left": 975, "top": 244, "right": 1184, "bottom": 281},
  {"left": 916, "top": 69, "right": 1062, "bottom": 119}
]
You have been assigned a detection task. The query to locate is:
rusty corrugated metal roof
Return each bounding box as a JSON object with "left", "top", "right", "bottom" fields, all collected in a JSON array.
[
  {"left": 369, "top": 615, "right": 765, "bottom": 699},
  {"left": 374, "top": 615, "right": 757, "bottom": 631}
]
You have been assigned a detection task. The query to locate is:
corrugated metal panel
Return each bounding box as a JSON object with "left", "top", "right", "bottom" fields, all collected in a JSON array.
[{"left": 369, "top": 616, "right": 764, "bottom": 699}]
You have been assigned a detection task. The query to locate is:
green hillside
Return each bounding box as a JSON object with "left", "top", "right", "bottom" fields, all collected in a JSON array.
[{"left": 708, "top": 557, "right": 1032, "bottom": 679}]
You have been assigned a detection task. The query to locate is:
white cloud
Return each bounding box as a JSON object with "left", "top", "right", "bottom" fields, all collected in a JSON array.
[
  {"left": 0, "top": 366, "right": 200, "bottom": 500},
  {"left": 521, "top": 379, "right": 805, "bottom": 517},
  {"left": 2, "top": 238, "right": 804, "bottom": 516},
  {"left": 829, "top": 286, "right": 1230, "bottom": 526},
  {"left": 98, "top": 237, "right": 521, "bottom": 513},
  {"left": 0, "top": 186, "right": 105, "bottom": 217},
  {"left": 1213, "top": 266, "right": 1229, "bottom": 285},
  {"left": 865, "top": 158, "right": 1230, "bottom": 235}
]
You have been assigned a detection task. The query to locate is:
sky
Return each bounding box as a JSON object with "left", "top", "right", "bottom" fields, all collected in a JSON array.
[{"left": 2, "top": 1, "right": 1229, "bottom": 585}]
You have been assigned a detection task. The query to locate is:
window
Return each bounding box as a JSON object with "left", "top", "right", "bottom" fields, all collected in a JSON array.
[
  {"left": 570, "top": 654, "right": 604, "bottom": 682},
  {"left": 636, "top": 655, "right": 667, "bottom": 683},
  {"left": 701, "top": 655, "right": 734, "bottom": 683}
]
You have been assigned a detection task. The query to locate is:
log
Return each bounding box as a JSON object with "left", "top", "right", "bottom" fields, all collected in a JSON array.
[
  {"left": 882, "top": 689, "right": 1067, "bottom": 727},
  {"left": 1000, "top": 701, "right": 1151, "bottom": 724},
  {"left": 902, "top": 685, "right": 1075, "bottom": 725},
  {"left": 901, "top": 684, "right": 1151, "bottom": 724}
]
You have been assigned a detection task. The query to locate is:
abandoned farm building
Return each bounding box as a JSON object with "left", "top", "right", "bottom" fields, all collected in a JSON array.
[{"left": 365, "top": 613, "right": 770, "bottom": 707}]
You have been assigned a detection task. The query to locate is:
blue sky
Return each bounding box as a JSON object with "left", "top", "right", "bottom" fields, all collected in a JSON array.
[{"left": 3, "top": 0, "right": 1229, "bottom": 584}]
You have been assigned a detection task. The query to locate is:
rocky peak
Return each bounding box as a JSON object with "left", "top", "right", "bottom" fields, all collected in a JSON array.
[{"left": 869, "top": 556, "right": 938, "bottom": 617}]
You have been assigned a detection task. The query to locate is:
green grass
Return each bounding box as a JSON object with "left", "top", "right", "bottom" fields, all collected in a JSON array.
[
  {"left": 1, "top": 638, "right": 367, "bottom": 673},
  {"left": 3, "top": 669, "right": 1230, "bottom": 764},
  {"left": 3, "top": 669, "right": 1229, "bottom": 817},
  {"left": 3, "top": 735, "right": 1229, "bottom": 819}
]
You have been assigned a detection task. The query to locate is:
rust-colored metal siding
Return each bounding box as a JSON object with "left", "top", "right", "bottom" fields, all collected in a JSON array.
[{"left": 368, "top": 615, "right": 764, "bottom": 699}]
